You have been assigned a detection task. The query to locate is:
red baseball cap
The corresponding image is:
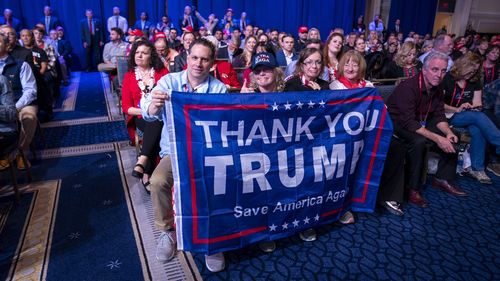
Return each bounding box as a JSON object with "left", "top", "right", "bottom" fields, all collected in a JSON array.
[
  {"left": 298, "top": 26, "right": 308, "bottom": 33},
  {"left": 154, "top": 32, "right": 166, "bottom": 41},
  {"left": 128, "top": 29, "right": 144, "bottom": 37},
  {"left": 184, "top": 26, "right": 194, "bottom": 33}
]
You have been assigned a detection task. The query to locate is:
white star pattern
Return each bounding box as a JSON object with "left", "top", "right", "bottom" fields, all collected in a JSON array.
[
  {"left": 271, "top": 102, "right": 279, "bottom": 111},
  {"left": 292, "top": 219, "right": 300, "bottom": 227},
  {"left": 269, "top": 224, "right": 277, "bottom": 231},
  {"left": 318, "top": 100, "right": 326, "bottom": 108},
  {"left": 314, "top": 214, "right": 320, "bottom": 221},
  {"left": 284, "top": 101, "right": 292, "bottom": 110},
  {"left": 308, "top": 100, "right": 315, "bottom": 108},
  {"left": 68, "top": 232, "right": 81, "bottom": 239},
  {"left": 282, "top": 222, "right": 289, "bottom": 230},
  {"left": 98, "top": 163, "right": 107, "bottom": 168},
  {"left": 106, "top": 260, "right": 122, "bottom": 269},
  {"left": 102, "top": 200, "right": 112, "bottom": 206},
  {"left": 303, "top": 217, "right": 310, "bottom": 224},
  {"left": 73, "top": 184, "right": 83, "bottom": 189},
  {"left": 296, "top": 101, "right": 304, "bottom": 109}
]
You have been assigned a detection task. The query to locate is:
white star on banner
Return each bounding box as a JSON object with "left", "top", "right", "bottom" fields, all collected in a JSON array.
[
  {"left": 282, "top": 222, "right": 289, "bottom": 230},
  {"left": 271, "top": 102, "right": 279, "bottom": 111},
  {"left": 68, "top": 232, "right": 81, "bottom": 239},
  {"left": 308, "top": 100, "right": 315, "bottom": 108},
  {"left": 269, "top": 224, "right": 277, "bottom": 231},
  {"left": 102, "top": 200, "right": 112, "bottom": 206},
  {"left": 314, "top": 214, "right": 320, "bottom": 221},
  {"left": 73, "top": 184, "right": 83, "bottom": 189},
  {"left": 303, "top": 217, "right": 310, "bottom": 224},
  {"left": 292, "top": 219, "right": 300, "bottom": 227},
  {"left": 296, "top": 101, "right": 304, "bottom": 109},
  {"left": 284, "top": 101, "right": 292, "bottom": 110},
  {"left": 106, "top": 260, "right": 122, "bottom": 269},
  {"left": 319, "top": 100, "right": 326, "bottom": 107}
]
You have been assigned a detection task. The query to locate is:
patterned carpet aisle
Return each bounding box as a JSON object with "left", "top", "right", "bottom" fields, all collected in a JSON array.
[{"left": 0, "top": 72, "right": 199, "bottom": 281}]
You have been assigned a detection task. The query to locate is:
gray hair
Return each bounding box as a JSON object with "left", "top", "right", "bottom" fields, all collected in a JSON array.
[
  {"left": 433, "top": 35, "right": 448, "bottom": 49},
  {"left": 423, "top": 51, "right": 449, "bottom": 69},
  {"left": 422, "top": 39, "right": 433, "bottom": 49}
]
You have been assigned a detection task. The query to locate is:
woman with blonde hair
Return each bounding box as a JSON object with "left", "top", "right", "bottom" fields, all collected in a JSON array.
[
  {"left": 442, "top": 52, "right": 500, "bottom": 184},
  {"left": 330, "top": 50, "right": 374, "bottom": 90},
  {"left": 385, "top": 41, "right": 422, "bottom": 79},
  {"left": 307, "top": 27, "right": 321, "bottom": 40},
  {"left": 232, "top": 35, "right": 257, "bottom": 68}
]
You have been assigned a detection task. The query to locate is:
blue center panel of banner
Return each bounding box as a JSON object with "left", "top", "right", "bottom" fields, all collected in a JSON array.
[{"left": 168, "top": 88, "right": 393, "bottom": 254}]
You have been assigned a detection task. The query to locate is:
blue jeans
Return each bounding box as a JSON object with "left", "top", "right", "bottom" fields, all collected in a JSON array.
[{"left": 450, "top": 111, "right": 500, "bottom": 170}]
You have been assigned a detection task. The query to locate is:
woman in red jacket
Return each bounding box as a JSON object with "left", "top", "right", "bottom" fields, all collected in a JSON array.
[{"left": 122, "top": 39, "right": 169, "bottom": 191}]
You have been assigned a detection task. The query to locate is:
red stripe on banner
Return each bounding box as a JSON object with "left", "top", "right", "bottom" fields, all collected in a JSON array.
[
  {"left": 186, "top": 104, "right": 269, "bottom": 110},
  {"left": 321, "top": 207, "right": 343, "bottom": 217},
  {"left": 352, "top": 106, "right": 388, "bottom": 203},
  {"left": 327, "top": 95, "right": 383, "bottom": 106},
  {"left": 183, "top": 104, "right": 268, "bottom": 245},
  {"left": 183, "top": 107, "right": 201, "bottom": 240}
]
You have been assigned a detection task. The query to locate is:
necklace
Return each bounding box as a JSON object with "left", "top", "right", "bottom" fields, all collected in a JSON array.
[{"left": 135, "top": 67, "right": 155, "bottom": 96}]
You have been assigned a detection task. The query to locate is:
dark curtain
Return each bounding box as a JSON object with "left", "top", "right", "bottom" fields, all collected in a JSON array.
[
  {"left": 1, "top": 0, "right": 365, "bottom": 70},
  {"left": 195, "top": 0, "right": 360, "bottom": 37},
  {"left": 387, "top": 0, "right": 438, "bottom": 36}
]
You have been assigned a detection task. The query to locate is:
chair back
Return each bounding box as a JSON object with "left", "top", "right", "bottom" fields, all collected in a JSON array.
[{"left": 116, "top": 55, "right": 129, "bottom": 87}]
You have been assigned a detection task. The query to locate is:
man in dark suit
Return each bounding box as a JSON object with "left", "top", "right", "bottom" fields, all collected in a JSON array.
[
  {"left": 49, "top": 29, "right": 71, "bottom": 85},
  {"left": 80, "top": 9, "right": 104, "bottom": 72},
  {"left": 214, "top": 29, "right": 229, "bottom": 60},
  {"left": 132, "top": 12, "right": 153, "bottom": 39},
  {"left": 0, "top": 9, "right": 22, "bottom": 33},
  {"left": 179, "top": 5, "right": 199, "bottom": 32},
  {"left": 40, "top": 6, "right": 60, "bottom": 34},
  {"left": 276, "top": 34, "right": 297, "bottom": 67}
]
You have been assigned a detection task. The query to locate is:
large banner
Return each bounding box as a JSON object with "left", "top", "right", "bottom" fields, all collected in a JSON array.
[{"left": 166, "top": 88, "right": 393, "bottom": 255}]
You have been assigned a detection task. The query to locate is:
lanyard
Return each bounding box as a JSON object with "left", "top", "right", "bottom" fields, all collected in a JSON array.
[
  {"left": 403, "top": 66, "right": 415, "bottom": 78},
  {"left": 182, "top": 76, "right": 211, "bottom": 93},
  {"left": 484, "top": 64, "right": 495, "bottom": 84},
  {"left": 451, "top": 81, "right": 467, "bottom": 107},
  {"left": 418, "top": 74, "right": 432, "bottom": 127}
]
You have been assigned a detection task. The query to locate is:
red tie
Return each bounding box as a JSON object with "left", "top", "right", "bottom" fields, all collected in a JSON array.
[{"left": 89, "top": 20, "right": 94, "bottom": 35}]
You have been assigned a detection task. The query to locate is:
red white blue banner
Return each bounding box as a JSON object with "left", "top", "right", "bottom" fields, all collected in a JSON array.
[{"left": 166, "top": 88, "right": 393, "bottom": 254}]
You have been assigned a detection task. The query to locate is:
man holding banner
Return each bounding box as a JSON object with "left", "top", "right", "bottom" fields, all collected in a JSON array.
[
  {"left": 140, "top": 38, "right": 228, "bottom": 272},
  {"left": 163, "top": 53, "right": 393, "bottom": 270}
]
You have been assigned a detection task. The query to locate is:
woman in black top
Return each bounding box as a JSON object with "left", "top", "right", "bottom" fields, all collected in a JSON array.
[
  {"left": 483, "top": 45, "right": 499, "bottom": 85},
  {"left": 443, "top": 52, "right": 500, "bottom": 184},
  {"left": 284, "top": 48, "right": 329, "bottom": 91},
  {"left": 385, "top": 41, "right": 422, "bottom": 79}
]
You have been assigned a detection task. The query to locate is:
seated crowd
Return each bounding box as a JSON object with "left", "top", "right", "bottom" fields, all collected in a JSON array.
[{"left": 1, "top": 4, "right": 499, "bottom": 274}]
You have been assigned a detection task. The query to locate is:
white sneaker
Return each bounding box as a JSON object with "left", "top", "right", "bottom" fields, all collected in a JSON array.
[
  {"left": 487, "top": 163, "right": 500, "bottom": 177},
  {"left": 299, "top": 228, "right": 317, "bottom": 242},
  {"left": 205, "top": 252, "right": 225, "bottom": 272},
  {"left": 467, "top": 170, "right": 492, "bottom": 185},
  {"left": 156, "top": 230, "right": 177, "bottom": 262},
  {"left": 339, "top": 211, "right": 355, "bottom": 224},
  {"left": 258, "top": 241, "right": 276, "bottom": 253}
]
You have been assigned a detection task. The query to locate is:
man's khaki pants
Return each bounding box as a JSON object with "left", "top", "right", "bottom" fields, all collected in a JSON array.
[
  {"left": 150, "top": 156, "right": 174, "bottom": 231},
  {"left": 19, "top": 105, "right": 38, "bottom": 152}
]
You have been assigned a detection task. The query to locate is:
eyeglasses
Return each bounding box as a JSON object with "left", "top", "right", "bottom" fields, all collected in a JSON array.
[
  {"left": 344, "top": 63, "right": 359, "bottom": 69},
  {"left": 303, "top": 60, "right": 322, "bottom": 67}
]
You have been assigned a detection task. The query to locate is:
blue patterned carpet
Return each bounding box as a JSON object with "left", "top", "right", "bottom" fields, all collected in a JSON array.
[
  {"left": 53, "top": 72, "right": 109, "bottom": 121},
  {"left": 193, "top": 174, "right": 500, "bottom": 280},
  {"left": 37, "top": 121, "right": 129, "bottom": 149}
]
